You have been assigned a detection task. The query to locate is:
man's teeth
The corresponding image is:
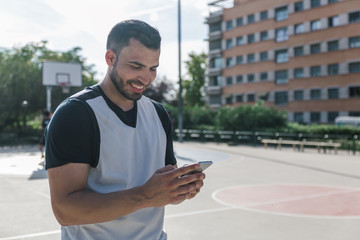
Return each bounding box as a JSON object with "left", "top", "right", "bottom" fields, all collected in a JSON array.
[{"left": 132, "top": 83, "right": 144, "bottom": 89}]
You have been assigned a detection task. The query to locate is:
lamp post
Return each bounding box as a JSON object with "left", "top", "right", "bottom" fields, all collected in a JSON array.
[{"left": 177, "top": 0, "right": 183, "bottom": 142}]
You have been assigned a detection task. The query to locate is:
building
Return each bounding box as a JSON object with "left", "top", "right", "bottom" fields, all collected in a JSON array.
[{"left": 205, "top": 0, "right": 360, "bottom": 124}]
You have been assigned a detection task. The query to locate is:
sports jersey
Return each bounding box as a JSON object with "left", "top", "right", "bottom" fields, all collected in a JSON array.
[{"left": 45, "top": 85, "right": 176, "bottom": 240}]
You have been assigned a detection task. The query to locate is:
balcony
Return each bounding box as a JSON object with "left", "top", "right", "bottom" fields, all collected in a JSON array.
[{"left": 207, "top": 85, "right": 222, "bottom": 95}]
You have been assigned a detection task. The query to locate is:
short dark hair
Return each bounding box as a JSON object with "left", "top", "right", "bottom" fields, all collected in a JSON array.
[{"left": 106, "top": 20, "right": 161, "bottom": 54}]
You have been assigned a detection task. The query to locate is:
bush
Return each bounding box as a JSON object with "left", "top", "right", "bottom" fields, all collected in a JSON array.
[{"left": 215, "top": 101, "right": 287, "bottom": 131}]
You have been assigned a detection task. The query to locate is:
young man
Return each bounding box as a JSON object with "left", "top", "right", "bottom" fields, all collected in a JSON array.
[{"left": 45, "top": 20, "right": 205, "bottom": 240}]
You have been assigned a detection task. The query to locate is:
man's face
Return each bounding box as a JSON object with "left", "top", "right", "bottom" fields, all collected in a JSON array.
[{"left": 110, "top": 38, "right": 160, "bottom": 102}]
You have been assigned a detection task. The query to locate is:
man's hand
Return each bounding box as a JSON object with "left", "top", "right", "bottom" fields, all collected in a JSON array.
[{"left": 139, "top": 164, "right": 205, "bottom": 207}]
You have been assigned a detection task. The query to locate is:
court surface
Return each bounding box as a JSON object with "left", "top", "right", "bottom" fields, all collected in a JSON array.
[{"left": 1, "top": 142, "right": 359, "bottom": 240}]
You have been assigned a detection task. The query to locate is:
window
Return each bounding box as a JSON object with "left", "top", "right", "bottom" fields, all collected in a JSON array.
[
  {"left": 226, "top": 57, "right": 233, "bottom": 68},
  {"left": 275, "top": 92, "right": 288, "bottom": 105},
  {"left": 311, "top": 112, "right": 321, "bottom": 123},
  {"left": 349, "top": 86, "right": 360, "bottom": 97},
  {"left": 247, "top": 14, "right": 255, "bottom": 24},
  {"left": 328, "top": 0, "right": 339, "bottom": 3},
  {"left": 226, "top": 76, "right": 233, "bottom": 86},
  {"left": 294, "top": 23, "right": 304, "bottom": 34},
  {"left": 294, "top": 68, "right": 304, "bottom": 78},
  {"left": 328, "top": 16, "right": 340, "bottom": 27},
  {"left": 209, "top": 23, "right": 221, "bottom": 32},
  {"left": 311, "top": 20, "right": 321, "bottom": 31},
  {"left": 328, "top": 64, "right": 339, "bottom": 75},
  {"left": 236, "top": 56, "right": 244, "bottom": 65},
  {"left": 260, "top": 31, "right": 268, "bottom": 41},
  {"left": 310, "top": 43, "right": 321, "bottom": 54},
  {"left": 247, "top": 74, "right": 255, "bottom": 82},
  {"left": 209, "top": 57, "right": 222, "bottom": 69},
  {"left": 349, "top": 36, "right": 360, "bottom": 48},
  {"left": 349, "top": 11, "right": 360, "bottom": 23},
  {"left": 247, "top": 34, "right": 255, "bottom": 44},
  {"left": 328, "top": 112, "right": 339, "bottom": 123},
  {"left": 311, "top": 66, "right": 321, "bottom": 77},
  {"left": 275, "top": 49, "right": 289, "bottom": 63},
  {"left": 275, "top": 70, "right": 288, "bottom": 84},
  {"left": 275, "top": 6, "right": 288, "bottom": 21},
  {"left": 209, "top": 76, "right": 221, "bottom": 86},
  {"left": 311, "top": 89, "right": 321, "bottom": 99},
  {"left": 294, "top": 90, "right": 304, "bottom": 100},
  {"left": 260, "top": 72, "right": 268, "bottom": 81},
  {"left": 236, "top": 75, "right": 243, "bottom": 83},
  {"left": 210, "top": 96, "right": 221, "bottom": 104},
  {"left": 226, "top": 20, "right": 233, "bottom": 31},
  {"left": 226, "top": 39, "right": 233, "bottom": 49},
  {"left": 225, "top": 96, "right": 233, "bottom": 104},
  {"left": 247, "top": 93, "right": 255, "bottom": 102},
  {"left": 294, "top": 46, "right": 304, "bottom": 56},
  {"left": 349, "top": 62, "right": 360, "bottom": 73},
  {"left": 294, "top": 112, "right": 304, "bottom": 123},
  {"left": 328, "top": 88, "right": 339, "bottom": 99},
  {"left": 236, "top": 17, "right": 243, "bottom": 26},
  {"left": 294, "top": 1, "right": 303, "bottom": 12},
  {"left": 260, "top": 51, "right": 268, "bottom": 61},
  {"left": 260, "top": 11, "right": 268, "bottom": 20},
  {"left": 236, "top": 36, "right": 244, "bottom": 46},
  {"left": 311, "top": 0, "right": 321, "bottom": 8},
  {"left": 236, "top": 95, "right": 243, "bottom": 102},
  {"left": 209, "top": 40, "right": 221, "bottom": 50},
  {"left": 247, "top": 54, "right": 255, "bottom": 63},
  {"left": 275, "top": 27, "right": 288, "bottom": 42},
  {"left": 327, "top": 40, "right": 339, "bottom": 51},
  {"left": 350, "top": 111, "right": 360, "bottom": 116}
]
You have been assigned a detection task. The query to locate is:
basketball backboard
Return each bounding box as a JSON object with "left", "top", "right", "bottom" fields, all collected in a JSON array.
[{"left": 42, "top": 61, "right": 82, "bottom": 87}]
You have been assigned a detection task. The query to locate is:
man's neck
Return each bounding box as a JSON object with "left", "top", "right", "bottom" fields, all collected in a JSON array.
[{"left": 99, "top": 81, "right": 134, "bottom": 112}]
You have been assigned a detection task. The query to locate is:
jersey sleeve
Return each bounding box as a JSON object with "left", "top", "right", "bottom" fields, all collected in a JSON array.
[
  {"left": 45, "top": 98, "right": 100, "bottom": 170},
  {"left": 151, "top": 101, "right": 177, "bottom": 166}
]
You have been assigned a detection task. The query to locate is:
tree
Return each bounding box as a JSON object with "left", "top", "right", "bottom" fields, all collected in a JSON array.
[
  {"left": 143, "top": 76, "right": 174, "bottom": 103},
  {"left": 182, "top": 52, "right": 207, "bottom": 106},
  {"left": 0, "top": 41, "right": 97, "bottom": 131}
]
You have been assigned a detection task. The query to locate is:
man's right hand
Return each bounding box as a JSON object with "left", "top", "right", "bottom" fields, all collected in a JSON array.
[{"left": 139, "top": 164, "right": 205, "bottom": 207}]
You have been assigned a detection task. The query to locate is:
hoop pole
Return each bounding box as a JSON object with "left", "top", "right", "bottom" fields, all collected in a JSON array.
[{"left": 46, "top": 86, "right": 52, "bottom": 112}]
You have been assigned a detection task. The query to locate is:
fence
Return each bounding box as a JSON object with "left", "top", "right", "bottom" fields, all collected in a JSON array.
[{"left": 174, "top": 129, "right": 359, "bottom": 155}]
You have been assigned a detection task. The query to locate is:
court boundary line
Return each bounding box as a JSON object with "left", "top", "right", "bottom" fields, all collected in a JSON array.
[{"left": 212, "top": 183, "right": 360, "bottom": 219}]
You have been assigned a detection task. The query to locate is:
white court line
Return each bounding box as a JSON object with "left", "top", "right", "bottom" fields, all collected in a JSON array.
[
  {"left": 0, "top": 230, "right": 60, "bottom": 240},
  {"left": 0, "top": 208, "right": 234, "bottom": 239},
  {"left": 212, "top": 184, "right": 360, "bottom": 219}
]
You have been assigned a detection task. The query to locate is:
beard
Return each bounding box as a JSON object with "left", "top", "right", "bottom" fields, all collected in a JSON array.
[{"left": 109, "top": 67, "right": 143, "bottom": 102}]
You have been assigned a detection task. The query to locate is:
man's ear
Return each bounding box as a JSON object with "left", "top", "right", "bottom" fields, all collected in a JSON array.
[{"left": 105, "top": 49, "right": 117, "bottom": 66}]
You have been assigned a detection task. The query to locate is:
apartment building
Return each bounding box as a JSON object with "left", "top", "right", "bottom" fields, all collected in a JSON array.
[{"left": 205, "top": 0, "right": 360, "bottom": 124}]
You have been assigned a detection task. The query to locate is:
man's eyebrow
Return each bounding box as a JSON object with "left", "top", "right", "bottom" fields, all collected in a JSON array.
[{"left": 128, "top": 61, "right": 159, "bottom": 68}]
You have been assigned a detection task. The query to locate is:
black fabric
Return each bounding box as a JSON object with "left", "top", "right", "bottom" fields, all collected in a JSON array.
[
  {"left": 45, "top": 98, "right": 100, "bottom": 169},
  {"left": 151, "top": 100, "right": 177, "bottom": 166}
]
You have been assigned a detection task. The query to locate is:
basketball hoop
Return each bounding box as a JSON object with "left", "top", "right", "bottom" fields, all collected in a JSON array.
[{"left": 60, "top": 82, "right": 70, "bottom": 94}]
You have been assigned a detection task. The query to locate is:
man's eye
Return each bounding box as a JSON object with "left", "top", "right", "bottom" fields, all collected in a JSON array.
[
  {"left": 130, "top": 65, "right": 142, "bottom": 70},
  {"left": 150, "top": 68, "right": 157, "bottom": 72}
]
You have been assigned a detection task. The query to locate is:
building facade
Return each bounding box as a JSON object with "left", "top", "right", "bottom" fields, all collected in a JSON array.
[{"left": 206, "top": 0, "right": 360, "bottom": 124}]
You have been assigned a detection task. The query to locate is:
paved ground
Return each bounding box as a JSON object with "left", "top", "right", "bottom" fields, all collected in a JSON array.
[{"left": 0, "top": 142, "right": 359, "bottom": 240}]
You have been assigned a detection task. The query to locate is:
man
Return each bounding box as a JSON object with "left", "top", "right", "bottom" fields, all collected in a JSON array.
[{"left": 45, "top": 20, "right": 205, "bottom": 240}]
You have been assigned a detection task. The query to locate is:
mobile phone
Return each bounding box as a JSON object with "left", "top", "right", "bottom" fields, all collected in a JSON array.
[{"left": 183, "top": 161, "right": 213, "bottom": 176}]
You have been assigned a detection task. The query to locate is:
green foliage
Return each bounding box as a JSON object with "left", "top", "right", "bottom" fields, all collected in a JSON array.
[
  {"left": 215, "top": 101, "right": 287, "bottom": 131},
  {"left": 163, "top": 104, "right": 215, "bottom": 130},
  {"left": 183, "top": 52, "right": 207, "bottom": 106},
  {"left": 0, "top": 41, "right": 98, "bottom": 131}
]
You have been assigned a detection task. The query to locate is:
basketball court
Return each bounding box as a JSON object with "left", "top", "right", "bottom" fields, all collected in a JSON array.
[{"left": 1, "top": 142, "right": 360, "bottom": 239}]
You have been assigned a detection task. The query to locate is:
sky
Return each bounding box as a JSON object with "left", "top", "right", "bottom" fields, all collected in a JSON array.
[{"left": 0, "top": 0, "right": 216, "bottom": 84}]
